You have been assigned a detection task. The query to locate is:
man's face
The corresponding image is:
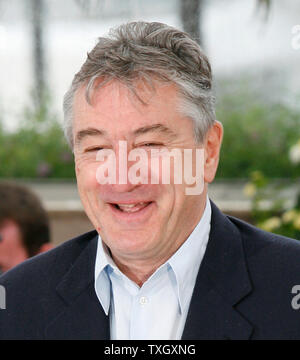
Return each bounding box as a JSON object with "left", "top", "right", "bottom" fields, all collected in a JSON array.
[
  {"left": 73, "top": 80, "right": 209, "bottom": 264},
  {"left": 0, "top": 220, "right": 28, "bottom": 273}
]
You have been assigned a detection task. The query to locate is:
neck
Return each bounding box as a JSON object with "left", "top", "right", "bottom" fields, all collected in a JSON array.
[{"left": 111, "top": 256, "right": 165, "bottom": 287}]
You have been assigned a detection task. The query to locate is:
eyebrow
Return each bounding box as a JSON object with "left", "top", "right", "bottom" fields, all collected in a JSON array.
[
  {"left": 75, "top": 127, "right": 106, "bottom": 146},
  {"left": 133, "top": 123, "right": 177, "bottom": 138},
  {"left": 75, "top": 123, "right": 177, "bottom": 146}
]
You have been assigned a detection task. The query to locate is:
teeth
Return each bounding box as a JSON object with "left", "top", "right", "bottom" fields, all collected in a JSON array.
[
  {"left": 115, "top": 202, "right": 149, "bottom": 213},
  {"left": 118, "top": 204, "right": 137, "bottom": 208}
]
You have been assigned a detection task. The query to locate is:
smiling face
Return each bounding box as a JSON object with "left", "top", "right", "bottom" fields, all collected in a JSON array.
[{"left": 73, "top": 79, "right": 221, "bottom": 267}]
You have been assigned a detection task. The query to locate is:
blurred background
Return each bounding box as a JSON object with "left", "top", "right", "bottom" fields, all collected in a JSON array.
[{"left": 0, "top": 0, "right": 300, "bottom": 251}]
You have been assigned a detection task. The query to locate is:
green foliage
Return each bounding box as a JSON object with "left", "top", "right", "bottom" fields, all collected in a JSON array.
[
  {"left": 0, "top": 101, "right": 74, "bottom": 179},
  {"left": 244, "top": 170, "right": 300, "bottom": 240},
  {"left": 216, "top": 87, "right": 300, "bottom": 179}
]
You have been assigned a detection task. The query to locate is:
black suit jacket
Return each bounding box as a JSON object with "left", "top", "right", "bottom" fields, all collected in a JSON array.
[{"left": 1, "top": 200, "right": 300, "bottom": 340}]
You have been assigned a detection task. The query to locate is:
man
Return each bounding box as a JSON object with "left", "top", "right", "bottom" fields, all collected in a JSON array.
[
  {"left": 1, "top": 21, "right": 300, "bottom": 340},
  {"left": 0, "top": 182, "right": 52, "bottom": 274}
]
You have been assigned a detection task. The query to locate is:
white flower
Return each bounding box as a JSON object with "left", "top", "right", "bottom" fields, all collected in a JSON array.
[
  {"left": 282, "top": 209, "right": 297, "bottom": 224},
  {"left": 293, "top": 215, "right": 300, "bottom": 231},
  {"left": 260, "top": 217, "right": 282, "bottom": 232},
  {"left": 243, "top": 183, "right": 257, "bottom": 197},
  {"left": 289, "top": 140, "right": 300, "bottom": 165}
]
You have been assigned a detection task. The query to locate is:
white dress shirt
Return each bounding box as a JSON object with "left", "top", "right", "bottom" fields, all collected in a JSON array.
[{"left": 94, "top": 197, "right": 211, "bottom": 340}]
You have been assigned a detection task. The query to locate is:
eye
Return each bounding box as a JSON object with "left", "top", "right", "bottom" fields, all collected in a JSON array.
[
  {"left": 84, "top": 147, "right": 104, "bottom": 153},
  {"left": 139, "top": 143, "right": 163, "bottom": 148}
]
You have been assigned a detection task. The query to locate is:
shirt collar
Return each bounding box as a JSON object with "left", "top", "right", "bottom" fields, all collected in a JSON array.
[
  {"left": 94, "top": 197, "right": 211, "bottom": 316},
  {"left": 94, "top": 238, "right": 116, "bottom": 315},
  {"left": 168, "top": 197, "right": 211, "bottom": 313}
]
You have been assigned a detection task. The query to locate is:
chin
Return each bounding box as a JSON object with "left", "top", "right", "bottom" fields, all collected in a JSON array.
[{"left": 103, "top": 229, "right": 158, "bottom": 256}]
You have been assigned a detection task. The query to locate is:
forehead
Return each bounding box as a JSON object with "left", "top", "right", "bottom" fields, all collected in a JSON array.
[{"left": 73, "top": 79, "right": 183, "bottom": 134}]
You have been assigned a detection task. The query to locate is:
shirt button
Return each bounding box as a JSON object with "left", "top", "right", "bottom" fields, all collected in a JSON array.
[{"left": 139, "top": 296, "right": 148, "bottom": 305}]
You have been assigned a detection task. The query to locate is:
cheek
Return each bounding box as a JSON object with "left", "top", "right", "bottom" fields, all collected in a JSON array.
[
  {"left": 75, "top": 159, "right": 101, "bottom": 196},
  {"left": 165, "top": 184, "right": 189, "bottom": 221}
]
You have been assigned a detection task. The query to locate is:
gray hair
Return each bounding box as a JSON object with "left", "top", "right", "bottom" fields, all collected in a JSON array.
[{"left": 63, "top": 21, "right": 216, "bottom": 148}]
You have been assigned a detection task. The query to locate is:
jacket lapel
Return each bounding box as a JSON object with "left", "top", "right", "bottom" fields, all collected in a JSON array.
[
  {"left": 45, "top": 234, "right": 110, "bottom": 340},
  {"left": 182, "top": 200, "right": 254, "bottom": 340}
]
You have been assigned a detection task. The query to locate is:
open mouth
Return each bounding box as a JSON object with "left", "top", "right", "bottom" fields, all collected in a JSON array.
[{"left": 110, "top": 202, "right": 153, "bottom": 213}]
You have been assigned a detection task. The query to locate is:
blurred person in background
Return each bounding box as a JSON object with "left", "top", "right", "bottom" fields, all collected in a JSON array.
[{"left": 0, "top": 182, "right": 52, "bottom": 274}]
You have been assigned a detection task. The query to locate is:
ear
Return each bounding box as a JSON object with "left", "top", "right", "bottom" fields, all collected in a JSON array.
[
  {"left": 203, "top": 121, "right": 223, "bottom": 184},
  {"left": 37, "top": 243, "right": 53, "bottom": 254}
]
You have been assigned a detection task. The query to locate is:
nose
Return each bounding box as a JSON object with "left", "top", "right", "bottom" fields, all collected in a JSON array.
[
  {"left": 109, "top": 181, "right": 139, "bottom": 193},
  {"left": 97, "top": 140, "right": 145, "bottom": 193},
  {"left": 111, "top": 157, "right": 145, "bottom": 194}
]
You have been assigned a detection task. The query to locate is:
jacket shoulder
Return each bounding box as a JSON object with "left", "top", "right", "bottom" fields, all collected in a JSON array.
[
  {"left": 228, "top": 214, "right": 300, "bottom": 261},
  {"left": 0, "top": 230, "right": 98, "bottom": 339},
  {"left": 0, "top": 229, "right": 98, "bottom": 287},
  {"left": 226, "top": 216, "right": 300, "bottom": 338}
]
